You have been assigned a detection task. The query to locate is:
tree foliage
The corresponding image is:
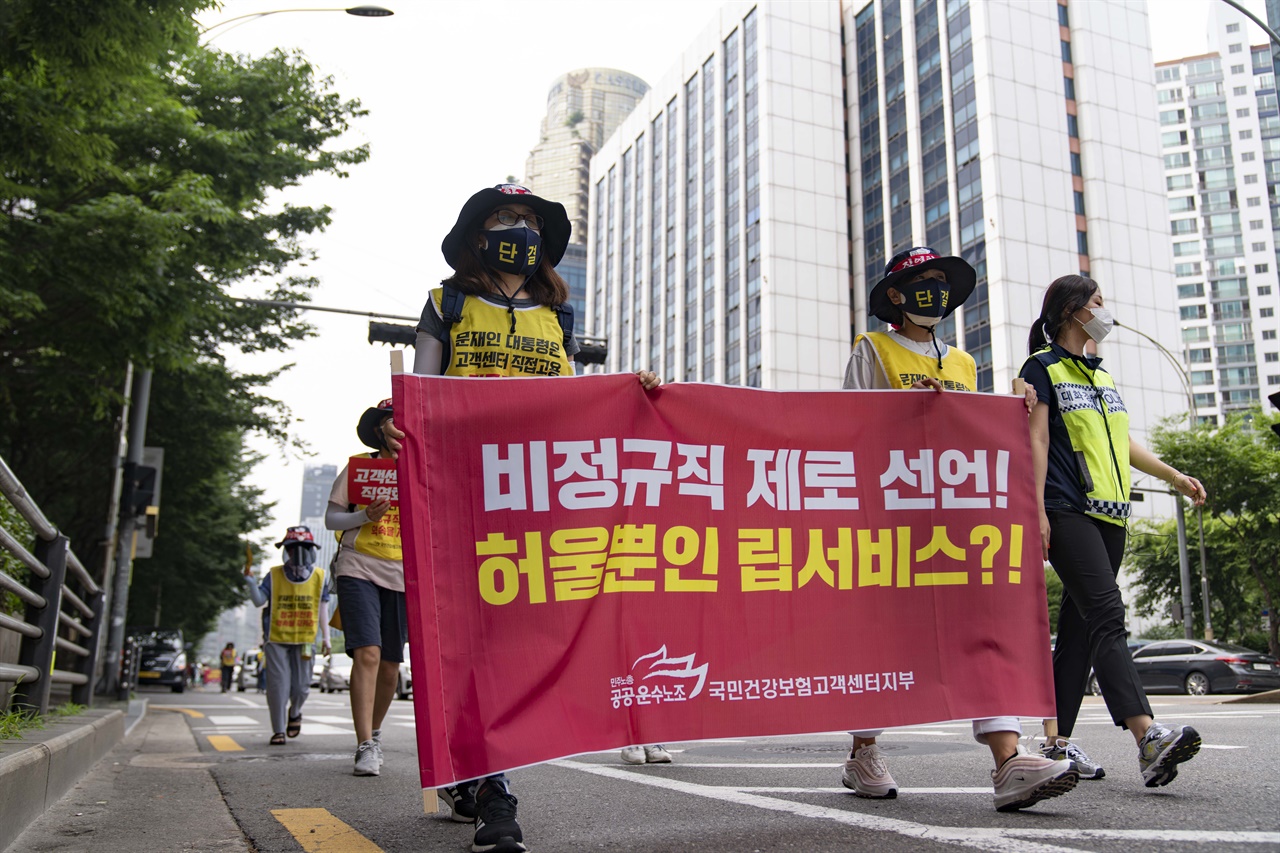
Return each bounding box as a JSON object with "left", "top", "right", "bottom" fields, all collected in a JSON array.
[
  {"left": 1135, "top": 408, "right": 1280, "bottom": 655},
  {"left": 0, "top": 2, "right": 368, "bottom": 643}
]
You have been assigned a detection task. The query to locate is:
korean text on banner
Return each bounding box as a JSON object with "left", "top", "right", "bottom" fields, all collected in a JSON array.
[
  {"left": 347, "top": 455, "right": 399, "bottom": 507},
  {"left": 392, "top": 373, "right": 1054, "bottom": 789}
]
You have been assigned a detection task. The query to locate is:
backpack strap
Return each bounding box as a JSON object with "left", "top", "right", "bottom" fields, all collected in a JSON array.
[
  {"left": 554, "top": 301, "right": 574, "bottom": 353},
  {"left": 438, "top": 285, "right": 466, "bottom": 375}
]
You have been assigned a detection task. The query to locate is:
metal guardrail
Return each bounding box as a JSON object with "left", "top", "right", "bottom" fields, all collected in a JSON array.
[{"left": 0, "top": 456, "right": 105, "bottom": 712}]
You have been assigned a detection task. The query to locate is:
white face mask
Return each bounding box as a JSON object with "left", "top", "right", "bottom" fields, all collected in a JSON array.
[
  {"left": 903, "top": 312, "right": 940, "bottom": 330},
  {"left": 1077, "top": 306, "right": 1114, "bottom": 343}
]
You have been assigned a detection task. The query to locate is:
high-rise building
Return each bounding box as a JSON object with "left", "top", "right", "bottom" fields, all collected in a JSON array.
[
  {"left": 525, "top": 68, "right": 651, "bottom": 245},
  {"left": 299, "top": 464, "right": 339, "bottom": 572},
  {"left": 1156, "top": 2, "right": 1280, "bottom": 424},
  {"left": 586, "top": 0, "right": 1184, "bottom": 453}
]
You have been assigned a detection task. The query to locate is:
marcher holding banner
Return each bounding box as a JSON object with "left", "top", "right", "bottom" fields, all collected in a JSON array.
[
  {"left": 326, "top": 399, "right": 408, "bottom": 778},
  {"left": 841, "top": 246, "right": 1081, "bottom": 812},
  {"left": 395, "top": 182, "right": 659, "bottom": 853},
  {"left": 1022, "top": 275, "right": 1207, "bottom": 788},
  {"left": 243, "top": 525, "right": 331, "bottom": 745}
]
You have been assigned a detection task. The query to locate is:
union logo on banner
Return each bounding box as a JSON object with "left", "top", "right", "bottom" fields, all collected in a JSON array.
[{"left": 347, "top": 456, "right": 398, "bottom": 506}]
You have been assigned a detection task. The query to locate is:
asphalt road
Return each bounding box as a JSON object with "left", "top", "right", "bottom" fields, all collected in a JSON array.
[{"left": 13, "top": 683, "right": 1280, "bottom": 852}]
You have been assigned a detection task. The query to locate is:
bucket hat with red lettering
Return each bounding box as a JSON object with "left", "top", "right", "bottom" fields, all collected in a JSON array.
[
  {"left": 868, "top": 246, "right": 976, "bottom": 324},
  {"left": 441, "top": 183, "right": 571, "bottom": 271},
  {"left": 275, "top": 525, "right": 320, "bottom": 549},
  {"left": 357, "top": 398, "right": 394, "bottom": 450}
]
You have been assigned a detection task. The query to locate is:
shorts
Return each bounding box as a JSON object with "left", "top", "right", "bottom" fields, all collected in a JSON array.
[{"left": 336, "top": 576, "right": 407, "bottom": 662}]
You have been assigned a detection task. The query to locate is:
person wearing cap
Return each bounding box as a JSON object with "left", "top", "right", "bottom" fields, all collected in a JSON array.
[
  {"left": 839, "top": 247, "right": 1079, "bottom": 813},
  {"left": 243, "top": 525, "right": 331, "bottom": 745},
  {"left": 385, "top": 184, "right": 658, "bottom": 853},
  {"left": 1021, "top": 275, "right": 1206, "bottom": 789},
  {"left": 325, "top": 399, "right": 406, "bottom": 778}
]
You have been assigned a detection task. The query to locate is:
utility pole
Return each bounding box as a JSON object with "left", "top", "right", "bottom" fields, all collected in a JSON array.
[
  {"left": 94, "top": 362, "right": 133, "bottom": 690},
  {"left": 101, "top": 367, "right": 152, "bottom": 695}
]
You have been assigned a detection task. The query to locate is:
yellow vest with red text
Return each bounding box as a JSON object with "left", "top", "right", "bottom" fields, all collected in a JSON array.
[
  {"left": 858, "top": 331, "right": 976, "bottom": 391},
  {"left": 267, "top": 564, "right": 325, "bottom": 644}
]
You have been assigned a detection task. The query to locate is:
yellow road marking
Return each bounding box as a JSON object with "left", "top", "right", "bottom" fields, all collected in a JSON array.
[
  {"left": 206, "top": 734, "right": 243, "bottom": 752},
  {"left": 153, "top": 706, "right": 205, "bottom": 718},
  {"left": 271, "top": 808, "right": 384, "bottom": 852}
]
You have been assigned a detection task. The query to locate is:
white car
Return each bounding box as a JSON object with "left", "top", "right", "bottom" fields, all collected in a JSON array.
[
  {"left": 319, "top": 655, "right": 354, "bottom": 693},
  {"left": 397, "top": 644, "right": 413, "bottom": 699}
]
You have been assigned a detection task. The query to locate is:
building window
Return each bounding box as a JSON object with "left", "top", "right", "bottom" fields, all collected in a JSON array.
[
  {"left": 1266, "top": 352, "right": 1279, "bottom": 362},
  {"left": 1245, "top": 174, "right": 1259, "bottom": 184},
  {"left": 1254, "top": 242, "right": 1268, "bottom": 251},
  {"left": 1064, "top": 77, "right": 1076, "bottom": 100},
  {"left": 1234, "top": 85, "right": 1249, "bottom": 95},
  {"left": 1077, "top": 231, "right": 1089, "bottom": 255},
  {"left": 1249, "top": 196, "right": 1262, "bottom": 207},
  {"left": 1058, "top": 4, "right": 1068, "bottom": 26},
  {"left": 1257, "top": 263, "right": 1270, "bottom": 272},
  {"left": 1270, "top": 375, "right": 1280, "bottom": 385},
  {"left": 1260, "top": 285, "right": 1274, "bottom": 295},
  {"left": 1157, "top": 66, "right": 1181, "bottom": 82},
  {"left": 1263, "top": 307, "right": 1276, "bottom": 317},
  {"left": 1066, "top": 113, "right": 1079, "bottom": 138},
  {"left": 1074, "top": 191, "right": 1086, "bottom": 215},
  {"left": 1180, "top": 304, "right": 1207, "bottom": 320},
  {"left": 1252, "top": 219, "right": 1265, "bottom": 229},
  {"left": 1229, "top": 43, "right": 1242, "bottom": 53},
  {"left": 1231, "top": 64, "right": 1245, "bottom": 74},
  {"left": 1240, "top": 129, "right": 1253, "bottom": 139},
  {"left": 1071, "top": 152, "right": 1083, "bottom": 176},
  {"left": 1227, "top": 22, "right": 1240, "bottom": 32},
  {"left": 1264, "top": 330, "right": 1278, "bottom": 340},
  {"left": 1061, "top": 40, "right": 1072, "bottom": 63},
  {"left": 1238, "top": 108, "right": 1251, "bottom": 117}
]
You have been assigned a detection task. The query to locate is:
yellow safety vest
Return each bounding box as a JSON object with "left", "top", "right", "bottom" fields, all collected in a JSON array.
[
  {"left": 345, "top": 453, "right": 402, "bottom": 562},
  {"left": 430, "top": 287, "right": 574, "bottom": 378},
  {"left": 857, "top": 331, "right": 977, "bottom": 391},
  {"left": 1024, "top": 346, "right": 1131, "bottom": 524},
  {"left": 220, "top": 649, "right": 236, "bottom": 667},
  {"left": 267, "top": 564, "right": 325, "bottom": 644}
]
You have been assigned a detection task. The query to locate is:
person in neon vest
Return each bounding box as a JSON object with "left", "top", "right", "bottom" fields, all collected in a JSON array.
[
  {"left": 841, "top": 246, "right": 1082, "bottom": 813},
  {"left": 1021, "top": 275, "right": 1206, "bottom": 789},
  {"left": 385, "top": 183, "right": 661, "bottom": 853},
  {"left": 219, "top": 643, "right": 236, "bottom": 693},
  {"left": 243, "top": 525, "right": 331, "bottom": 745}
]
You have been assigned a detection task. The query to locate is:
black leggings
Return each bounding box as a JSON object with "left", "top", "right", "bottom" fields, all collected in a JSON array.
[{"left": 1048, "top": 510, "right": 1152, "bottom": 735}]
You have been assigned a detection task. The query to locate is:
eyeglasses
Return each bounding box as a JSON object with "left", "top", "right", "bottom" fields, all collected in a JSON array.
[{"left": 491, "top": 209, "right": 544, "bottom": 232}]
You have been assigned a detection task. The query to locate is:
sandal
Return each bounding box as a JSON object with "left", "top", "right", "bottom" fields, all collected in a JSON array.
[
  {"left": 269, "top": 732, "right": 287, "bottom": 745},
  {"left": 286, "top": 714, "right": 302, "bottom": 738}
]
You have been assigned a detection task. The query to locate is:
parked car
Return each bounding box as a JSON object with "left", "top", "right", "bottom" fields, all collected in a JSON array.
[
  {"left": 320, "top": 654, "right": 353, "bottom": 693},
  {"left": 129, "top": 627, "right": 187, "bottom": 693},
  {"left": 397, "top": 644, "right": 412, "bottom": 700},
  {"left": 1130, "top": 639, "right": 1280, "bottom": 695},
  {"left": 1085, "top": 637, "right": 1155, "bottom": 695}
]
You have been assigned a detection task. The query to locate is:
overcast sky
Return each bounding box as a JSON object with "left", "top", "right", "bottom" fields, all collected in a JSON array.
[{"left": 200, "top": 0, "right": 1267, "bottom": 546}]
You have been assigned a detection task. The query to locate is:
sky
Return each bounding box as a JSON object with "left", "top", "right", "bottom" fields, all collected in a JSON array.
[{"left": 200, "top": 0, "right": 1269, "bottom": 543}]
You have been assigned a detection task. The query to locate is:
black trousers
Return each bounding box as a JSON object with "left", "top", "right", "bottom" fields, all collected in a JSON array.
[{"left": 1048, "top": 510, "right": 1152, "bottom": 735}]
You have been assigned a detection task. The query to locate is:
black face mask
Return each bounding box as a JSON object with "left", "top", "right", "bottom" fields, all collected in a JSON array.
[
  {"left": 899, "top": 278, "right": 950, "bottom": 325},
  {"left": 480, "top": 226, "right": 542, "bottom": 276}
]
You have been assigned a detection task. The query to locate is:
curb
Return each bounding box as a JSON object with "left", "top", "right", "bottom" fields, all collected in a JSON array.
[
  {"left": 1219, "top": 688, "right": 1280, "bottom": 704},
  {"left": 0, "top": 708, "right": 124, "bottom": 853}
]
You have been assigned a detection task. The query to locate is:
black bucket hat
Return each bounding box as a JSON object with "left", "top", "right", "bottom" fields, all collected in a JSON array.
[
  {"left": 357, "top": 398, "right": 393, "bottom": 450},
  {"left": 868, "top": 246, "right": 976, "bottom": 324},
  {"left": 441, "top": 183, "right": 571, "bottom": 271}
]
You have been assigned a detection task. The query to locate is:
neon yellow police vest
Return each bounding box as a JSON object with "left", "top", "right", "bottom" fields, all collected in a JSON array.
[
  {"left": 429, "top": 287, "right": 574, "bottom": 378},
  {"left": 267, "top": 565, "right": 325, "bottom": 644},
  {"left": 858, "top": 331, "right": 977, "bottom": 391},
  {"left": 1026, "top": 347, "right": 1131, "bottom": 525},
  {"left": 346, "top": 452, "right": 402, "bottom": 562}
]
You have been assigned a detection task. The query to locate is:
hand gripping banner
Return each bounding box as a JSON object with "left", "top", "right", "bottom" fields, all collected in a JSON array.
[{"left": 392, "top": 373, "right": 1054, "bottom": 788}]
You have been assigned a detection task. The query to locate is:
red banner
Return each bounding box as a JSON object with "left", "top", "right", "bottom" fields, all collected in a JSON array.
[
  {"left": 347, "top": 456, "right": 399, "bottom": 506},
  {"left": 393, "top": 373, "right": 1054, "bottom": 788}
]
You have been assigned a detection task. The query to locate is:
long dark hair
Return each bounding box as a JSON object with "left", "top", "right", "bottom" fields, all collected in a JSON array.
[
  {"left": 1028, "top": 274, "right": 1099, "bottom": 354},
  {"left": 441, "top": 221, "right": 569, "bottom": 307}
]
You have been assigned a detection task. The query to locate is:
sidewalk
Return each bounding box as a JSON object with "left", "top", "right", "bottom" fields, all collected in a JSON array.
[
  {"left": 0, "top": 704, "right": 127, "bottom": 853},
  {"left": 8, "top": 706, "right": 249, "bottom": 852}
]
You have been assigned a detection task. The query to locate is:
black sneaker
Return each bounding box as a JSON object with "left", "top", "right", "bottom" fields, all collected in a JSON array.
[
  {"left": 439, "top": 783, "right": 478, "bottom": 823},
  {"left": 472, "top": 778, "right": 526, "bottom": 853}
]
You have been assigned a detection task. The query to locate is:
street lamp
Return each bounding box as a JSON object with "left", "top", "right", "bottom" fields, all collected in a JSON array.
[
  {"left": 1113, "top": 320, "right": 1214, "bottom": 641},
  {"left": 200, "top": 5, "right": 394, "bottom": 41}
]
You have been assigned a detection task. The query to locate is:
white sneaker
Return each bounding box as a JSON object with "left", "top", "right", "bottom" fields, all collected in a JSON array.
[
  {"left": 643, "top": 745, "right": 672, "bottom": 763},
  {"left": 371, "top": 729, "right": 384, "bottom": 766},
  {"left": 841, "top": 744, "right": 898, "bottom": 798},
  {"left": 353, "top": 740, "right": 380, "bottom": 776},
  {"left": 620, "top": 745, "right": 647, "bottom": 764},
  {"left": 991, "top": 745, "right": 1078, "bottom": 811}
]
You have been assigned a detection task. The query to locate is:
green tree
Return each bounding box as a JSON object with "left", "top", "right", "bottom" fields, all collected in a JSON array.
[
  {"left": 0, "top": 2, "right": 367, "bottom": 644},
  {"left": 1147, "top": 408, "right": 1280, "bottom": 655}
]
